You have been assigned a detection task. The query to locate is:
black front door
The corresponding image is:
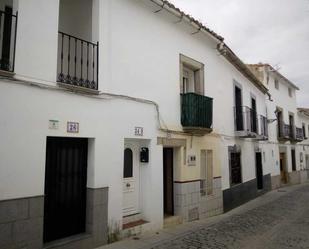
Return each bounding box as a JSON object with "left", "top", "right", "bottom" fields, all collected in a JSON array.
[
  {"left": 291, "top": 149, "right": 296, "bottom": 171},
  {"left": 163, "top": 148, "right": 174, "bottom": 216},
  {"left": 255, "top": 152, "right": 263, "bottom": 190},
  {"left": 44, "top": 137, "right": 88, "bottom": 243},
  {"left": 1, "top": 6, "right": 12, "bottom": 71}
]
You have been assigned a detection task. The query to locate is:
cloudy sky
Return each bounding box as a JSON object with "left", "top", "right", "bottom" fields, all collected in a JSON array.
[{"left": 171, "top": 0, "right": 309, "bottom": 107}]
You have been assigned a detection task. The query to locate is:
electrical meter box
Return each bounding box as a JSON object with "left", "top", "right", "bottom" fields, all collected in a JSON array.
[{"left": 140, "top": 147, "right": 149, "bottom": 163}]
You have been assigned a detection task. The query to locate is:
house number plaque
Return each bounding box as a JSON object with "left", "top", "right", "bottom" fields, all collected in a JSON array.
[
  {"left": 67, "top": 122, "right": 79, "bottom": 133},
  {"left": 134, "top": 127, "right": 143, "bottom": 136}
]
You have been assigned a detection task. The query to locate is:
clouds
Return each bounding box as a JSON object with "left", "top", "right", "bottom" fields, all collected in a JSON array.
[{"left": 170, "top": 0, "right": 309, "bottom": 106}]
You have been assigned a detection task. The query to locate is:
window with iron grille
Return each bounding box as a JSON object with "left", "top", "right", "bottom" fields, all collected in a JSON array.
[{"left": 229, "top": 148, "right": 242, "bottom": 186}]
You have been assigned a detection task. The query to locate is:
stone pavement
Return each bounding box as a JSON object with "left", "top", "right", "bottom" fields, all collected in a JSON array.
[{"left": 98, "top": 183, "right": 309, "bottom": 249}]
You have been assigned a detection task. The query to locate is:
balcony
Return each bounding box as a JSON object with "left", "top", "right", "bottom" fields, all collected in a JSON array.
[
  {"left": 278, "top": 123, "right": 291, "bottom": 141},
  {"left": 181, "top": 93, "right": 213, "bottom": 134},
  {"left": 0, "top": 8, "right": 17, "bottom": 74},
  {"left": 278, "top": 123, "right": 304, "bottom": 142},
  {"left": 257, "top": 115, "right": 268, "bottom": 140},
  {"left": 294, "top": 127, "right": 304, "bottom": 142},
  {"left": 57, "top": 32, "right": 99, "bottom": 91},
  {"left": 234, "top": 106, "right": 259, "bottom": 138}
]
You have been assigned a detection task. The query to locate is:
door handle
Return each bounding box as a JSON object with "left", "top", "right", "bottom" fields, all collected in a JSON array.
[{"left": 126, "top": 183, "right": 131, "bottom": 187}]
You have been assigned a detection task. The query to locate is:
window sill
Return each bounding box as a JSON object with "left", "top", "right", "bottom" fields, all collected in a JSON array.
[
  {"left": 57, "top": 82, "right": 100, "bottom": 95},
  {"left": 0, "top": 69, "right": 15, "bottom": 78}
]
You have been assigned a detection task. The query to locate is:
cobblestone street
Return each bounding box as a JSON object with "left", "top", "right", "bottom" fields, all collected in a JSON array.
[
  {"left": 101, "top": 184, "right": 309, "bottom": 249},
  {"left": 149, "top": 184, "right": 309, "bottom": 249}
]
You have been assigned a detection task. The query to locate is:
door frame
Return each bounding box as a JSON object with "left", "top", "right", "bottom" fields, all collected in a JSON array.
[{"left": 122, "top": 142, "right": 141, "bottom": 216}]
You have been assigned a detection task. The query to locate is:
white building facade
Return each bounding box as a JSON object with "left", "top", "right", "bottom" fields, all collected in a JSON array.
[
  {"left": 249, "top": 64, "right": 308, "bottom": 188},
  {"left": 0, "top": 1, "right": 306, "bottom": 249}
]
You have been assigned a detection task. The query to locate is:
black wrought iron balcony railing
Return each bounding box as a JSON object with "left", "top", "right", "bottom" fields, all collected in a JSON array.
[
  {"left": 278, "top": 123, "right": 290, "bottom": 140},
  {"left": 57, "top": 31, "right": 99, "bottom": 90},
  {"left": 181, "top": 93, "right": 213, "bottom": 133},
  {"left": 295, "top": 127, "right": 304, "bottom": 142},
  {"left": 259, "top": 115, "right": 268, "bottom": 139},
  {"left": 234, "top": 106, "right": 259, "bottom": 137},
  {"left": 0, "top": 9, "right": 18, "bottom": 73}
]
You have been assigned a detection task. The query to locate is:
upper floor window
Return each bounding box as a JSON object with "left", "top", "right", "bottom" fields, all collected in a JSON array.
[
  {"left": 180, "top": 54, "right": 204, "bottom": 95},
  {"left": 0, "top": 5, "right": 17, "bottom": 73},
  {"left": 274, "top": 79, "right": 279, "bottom": 90},
  {"left": 182, "top": 67, "right": 195, "bottom": 93},
  {"left": 303, "top": 123, "right": 306, "bottom": 138},
  {"left": 288, "top": 88, "right": 293, "bottom": 97}
]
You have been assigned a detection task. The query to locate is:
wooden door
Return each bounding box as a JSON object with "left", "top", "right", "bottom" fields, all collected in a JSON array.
[
  {"left": 291, "top": 149, "right": 296, "bottom": 171},
  {"left": 280, "top": 153, "right": 287, "bottom": 184},
  {"left": 44, "top": 137, "right": 88, "bottom": 243},
  {"left": 255, "top": 152, "right": 263, "bottom": 189},
  {"left": 163, "top": 148, "right": 174, "bottom": 216}
]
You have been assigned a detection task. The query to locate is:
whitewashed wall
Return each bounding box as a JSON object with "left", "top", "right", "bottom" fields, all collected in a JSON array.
[
  {"left": 0, "top": 79, "right": 163, "bottom": 229},
  {"left": 97, "top": 0, "right": 268, "bottom": 190},
  {"left": 1, "top": 0, "right": 278, "bottom": 228}
]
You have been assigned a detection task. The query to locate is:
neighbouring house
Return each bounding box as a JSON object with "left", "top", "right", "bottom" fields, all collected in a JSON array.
[
  {"left": 248, "top": 63, "right": 307, "bottom": 189},
  {"left": 297, "top": 108, "right": 309, "bottom": 181},
  {"left": 0, "top": 1, "right": 307, "bottom": 249}
]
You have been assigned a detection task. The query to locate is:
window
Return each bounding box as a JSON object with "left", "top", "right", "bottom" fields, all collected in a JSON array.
[
  {"left": 182, "top": 67, "right": 195, "bottom": 93},
  {"left": 303, "top": 123, "right": 306, "bottom": 138},
  {"left": 235, "top": 85, "right": 243, "bottom": 131},
  {"left": 276, "top": 109, "right": 283, "bottom": 137},
  {"left": 200, "top": 150, "right": 213, "bottom": 196},
  {"left": 275, "top": 79, "right": 279, "bottom": 89},
  {"left": 229, "top": 147, "right": 242, "bottom": 185},
  {"left": 300, "top": 152, "right": 303, "bottom": 163},
  {"left": 180, "top": 54, "right": 204, "bottom": 95},
  {"left": 123, "top": 148, "right": 133, "bottom": 178},
  {"left": 288, "top": 88, "right": 293, "bottom": 97}
]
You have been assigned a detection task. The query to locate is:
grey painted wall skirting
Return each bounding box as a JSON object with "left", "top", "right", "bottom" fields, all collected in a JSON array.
[
  {"left": 223, "top": 174, "right": 271, "bottom": 212},
  {"left": 0, "top": 187, "right": 108, "bottom": 249},
  {"left": 0, "top": 196, "right": 44, "bottom": 249}
]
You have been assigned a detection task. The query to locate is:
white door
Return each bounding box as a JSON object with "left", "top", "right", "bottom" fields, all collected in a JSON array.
[{"left": 122, "top": 143, "right": 140, "bottom": 216}]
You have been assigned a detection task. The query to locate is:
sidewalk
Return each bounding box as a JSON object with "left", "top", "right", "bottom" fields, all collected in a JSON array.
[{"left": 96, "top": 183, "right": 308, "bottom": 249}]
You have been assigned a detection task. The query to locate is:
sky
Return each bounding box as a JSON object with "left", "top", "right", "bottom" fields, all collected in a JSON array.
[{"left": 170, "top": 0, "right": 309, "bottom": 107}]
